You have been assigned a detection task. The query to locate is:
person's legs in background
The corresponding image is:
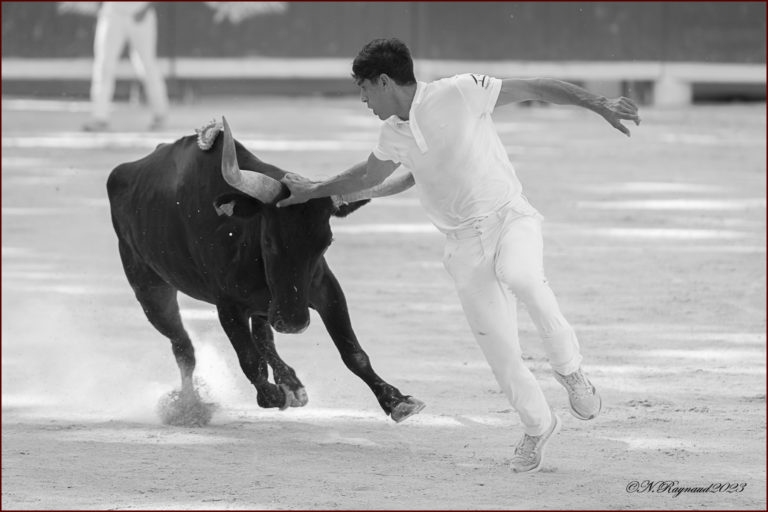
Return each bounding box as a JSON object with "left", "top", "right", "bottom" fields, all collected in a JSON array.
[
  {"left": 127, "top": 8, "right": 169, "bottom": 130},
  {"left": 84, "top": 9, "right": 127, "bottom": 131}
]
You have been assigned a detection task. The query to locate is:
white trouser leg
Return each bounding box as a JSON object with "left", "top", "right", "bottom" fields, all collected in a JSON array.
[
  {"left": 126, "top": 9, "right": 168, "bottom": 118},
  {"left": 90, "top": 10, "right": 128, "bottom": 121},
  {"left": 494, "top": 215, "right": 583, "bottom": 375},
  {"left": 443, "top": 227, "right": 553, "bottom": 436}
]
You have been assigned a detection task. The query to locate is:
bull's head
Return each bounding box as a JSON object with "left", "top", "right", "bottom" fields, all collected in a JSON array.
[{"left": 214, "top": 117, "right": 367, "bottom": 334}]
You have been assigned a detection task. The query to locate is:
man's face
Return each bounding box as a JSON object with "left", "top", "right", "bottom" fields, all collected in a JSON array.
[{"left": 358, "top": 77, "right": 395, "bottom": 120}]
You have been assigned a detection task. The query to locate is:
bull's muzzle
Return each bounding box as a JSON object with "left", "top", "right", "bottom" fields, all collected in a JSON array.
[
  {"left": 270, "top": 304, "right": 310, "bottom": 334},
  {"left": 271, "top": 317, "right": 310, "bottom": 334}
]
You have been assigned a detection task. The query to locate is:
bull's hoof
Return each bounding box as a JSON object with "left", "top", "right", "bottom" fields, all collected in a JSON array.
[
  {"left": 256, "top": 383, "right": 286, "bottom": 409},
  {"left": 157, "top": 389, "right": 217, "bottom": 427},
  {"left": 390, "top": 397, "right": 426, "bottom": 423},
  {"left": 278, "top": 383, "right": 309, "bottom": 410}
]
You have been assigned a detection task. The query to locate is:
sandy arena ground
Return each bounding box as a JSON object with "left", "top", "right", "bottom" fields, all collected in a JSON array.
[{"left": 1, "top": 95, "right": 766, "bottom": 510}]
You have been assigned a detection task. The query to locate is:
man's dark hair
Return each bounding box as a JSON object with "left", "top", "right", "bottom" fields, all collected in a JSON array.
[{"left": 352, "top": 38, "right": 416, "bottom": 86}]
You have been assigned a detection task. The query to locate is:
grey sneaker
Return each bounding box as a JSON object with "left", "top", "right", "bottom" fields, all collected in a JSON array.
[
  {"left": 148, "top": 115, "right": 167, "bottom": 131},
  {"left": 82, "top": 119, "right": 109, "bottom": 132},
  {"left": 510, "top": 412, "right": 562, "bottom": 474},
  {"left": 554, "top": 367, "right": 602, "bottom": 420}
]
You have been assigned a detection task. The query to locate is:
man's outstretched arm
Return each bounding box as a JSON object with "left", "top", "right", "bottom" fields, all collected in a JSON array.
[
  {"left": 277, "top": 153, "right": 400, "bottom": 207},
  {"left": 496, "top": 78, "right": 641, "bottom": 136},
  {"left": 336, "top": 167, "right": 415, "bottom": 204}
]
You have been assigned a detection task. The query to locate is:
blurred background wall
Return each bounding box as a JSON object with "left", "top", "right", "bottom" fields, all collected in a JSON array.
[{"left": 2, "top": 1, "right": 766, "bottom": 104}]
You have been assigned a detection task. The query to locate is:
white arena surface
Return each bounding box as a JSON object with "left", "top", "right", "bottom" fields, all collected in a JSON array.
[{"left": 2, "top": 95, "right": 766, "bottom": 509}]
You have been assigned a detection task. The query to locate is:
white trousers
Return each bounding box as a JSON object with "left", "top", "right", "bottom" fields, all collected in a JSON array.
[
  {"left": 442, "top": 208, "right": 582, "bottom": 436},
  {"left": 90, "top": 4, "right": 169, "bottom": 121}
]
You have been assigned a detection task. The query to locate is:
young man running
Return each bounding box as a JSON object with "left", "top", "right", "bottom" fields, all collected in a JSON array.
[{"left": 277, "top": 38, "right": 640, "bottom": 473}]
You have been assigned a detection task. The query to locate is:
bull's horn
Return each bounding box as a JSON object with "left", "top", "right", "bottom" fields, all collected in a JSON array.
[{"left": 221, "top": 116, "right": 283, "bottom": 203}]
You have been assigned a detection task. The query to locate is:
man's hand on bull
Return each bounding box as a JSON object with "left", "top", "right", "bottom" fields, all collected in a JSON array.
[{"left": 277, "top": 173, "right": 318, "bottom": 207}]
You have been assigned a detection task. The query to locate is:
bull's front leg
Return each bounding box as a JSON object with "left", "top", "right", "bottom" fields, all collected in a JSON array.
[
  {"left": 310, "top": 265, "right": 425, "bottom": 423},
  {"left": 217, "top": 301, "right": 287, "bottom": 409},
  {"left": 250, "top": 316, "right": 308, "bottom": 409}
]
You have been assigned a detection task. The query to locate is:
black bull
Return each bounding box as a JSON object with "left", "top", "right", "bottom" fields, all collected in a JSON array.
[{"left": 106, "top": 124, "right": 424, "bottom": 422}]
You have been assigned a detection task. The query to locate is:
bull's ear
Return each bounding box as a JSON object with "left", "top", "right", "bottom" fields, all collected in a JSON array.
[
  {"left": 213, "top": 193, "right": 262, "bottom": 218},
  {"left": 332, "top": 199, "right": 370, "bottom": 218}
]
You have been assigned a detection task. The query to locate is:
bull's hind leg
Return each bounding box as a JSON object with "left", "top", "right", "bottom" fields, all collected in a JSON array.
[
  {"left": 118, "top": 241, "right": 196, "bottom": 393},
  {"left": 217, "top": 302, "right": 288, "bottom": 409},
  {"left": 251, "top": 317, "right": 308, "bottom": 408},
  {"left": 118, "top": 242, "right": 214, "bottom": 426},
  {"left": 311, "top": 266, "right": 425, "bottom": 423}
]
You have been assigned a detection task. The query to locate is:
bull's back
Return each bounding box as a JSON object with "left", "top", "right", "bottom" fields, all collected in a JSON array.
[
  {"left": 107, "top": 137, "right": 226, "bottom": 300},
  {"left": 108, "top": 138, "right": 189, "bottom": 239},
  {"left": 107, "top": 133, "right": 278, "bottom": 306}
]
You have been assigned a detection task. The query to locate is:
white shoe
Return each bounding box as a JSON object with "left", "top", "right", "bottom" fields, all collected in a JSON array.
[
  {"left": 510, "top": 412, "right": 562, "bottom": 474},
  {"left": 554, "top": 367, "right": 602, "bottom": 420}
]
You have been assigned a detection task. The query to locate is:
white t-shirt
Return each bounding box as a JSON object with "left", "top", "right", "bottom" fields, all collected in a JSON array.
[{"left": 373, "top": 74, "right": 530, "bottom": 234}]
